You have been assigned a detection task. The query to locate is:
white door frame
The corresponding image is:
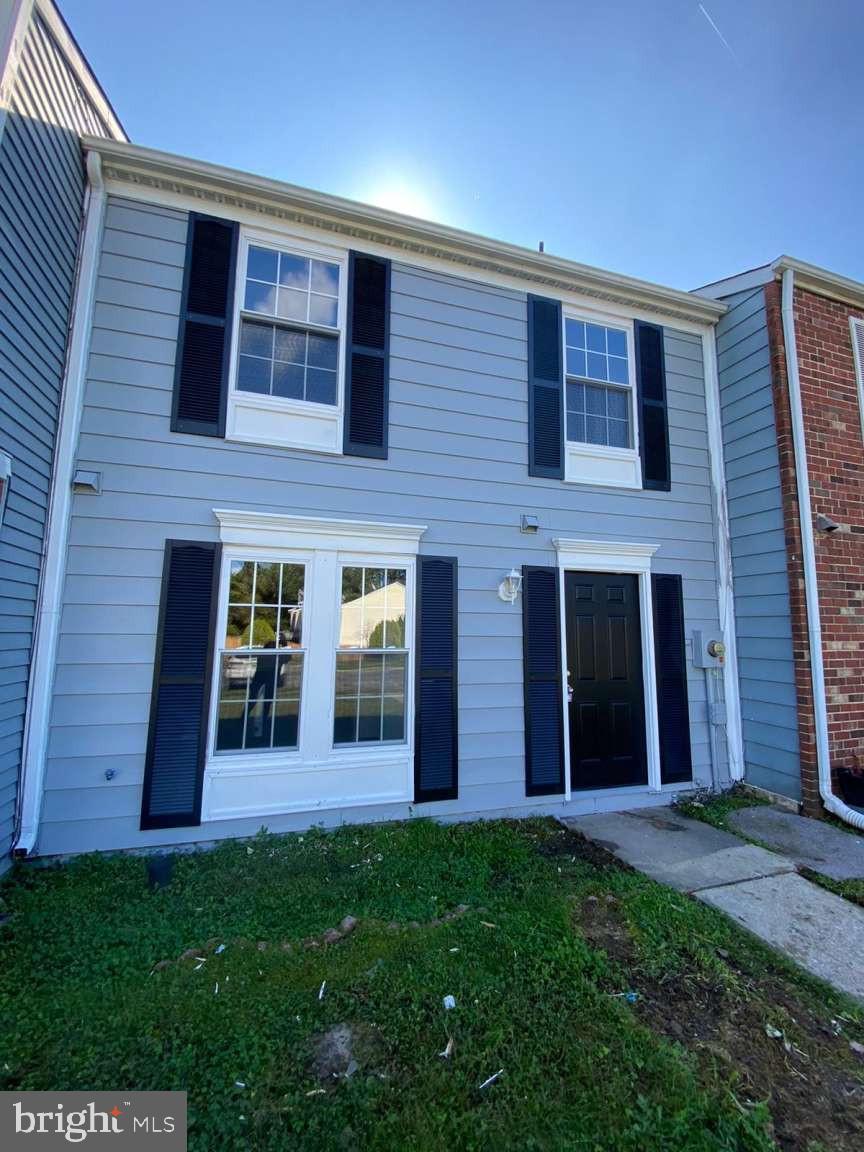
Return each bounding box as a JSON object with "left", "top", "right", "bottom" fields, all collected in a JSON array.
[{"left": 552, "top": 539, "right": 662, "bottom": 801}]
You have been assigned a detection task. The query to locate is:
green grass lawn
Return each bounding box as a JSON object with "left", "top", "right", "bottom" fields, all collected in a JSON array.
[{"left": 2, "top": 819, "right": 863, "bottom": 1151}]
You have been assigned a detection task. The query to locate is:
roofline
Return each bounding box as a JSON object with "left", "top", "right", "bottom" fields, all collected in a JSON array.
[
  {"left": 37, "top": 0, "right": 126, "bottom": 140},
  {"left": 696, "top": 256, "right": 864, "bottom": 312},
  {"left": 82, "top": 136, "right": 725, "bottom": 326}
]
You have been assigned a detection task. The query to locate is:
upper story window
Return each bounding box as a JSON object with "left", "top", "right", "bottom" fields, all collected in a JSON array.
[
  {"left": 227, "top": 232, "right": 348, "bottom": 454},
  {"left": 561, "top": 314, "right": 641, "bottom": 489},
  {"left": 237, "top": 245, "right": 341, "bottom": 406},
  {"left": 565, "top": 319, "right": 632, "bottom": 449}
]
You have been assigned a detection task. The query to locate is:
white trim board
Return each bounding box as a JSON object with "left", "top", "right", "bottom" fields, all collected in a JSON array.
[
  {"left": 213, "top": 509, "right": 427, "bottom": 554},
  {"left": 553, "top": 538, "right": 663, "bottom": 794}
]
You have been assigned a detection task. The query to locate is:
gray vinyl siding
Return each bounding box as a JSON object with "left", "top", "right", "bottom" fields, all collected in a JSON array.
[
  {"left": 0, "top": 6, "right": 116, "bottom": 867},
  {"left": 717, "top": 288, "right": 800, "bottom": 799},
  {"left": 39, "top": 195, "right": 726, "bottom": 855}
]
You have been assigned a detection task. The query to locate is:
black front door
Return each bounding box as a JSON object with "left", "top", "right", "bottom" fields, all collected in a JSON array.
[{"left": 565, "top": 571, "right": 647, "bottom": 790}]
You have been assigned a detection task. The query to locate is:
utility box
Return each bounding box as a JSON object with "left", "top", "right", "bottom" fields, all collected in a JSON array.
[{"left": 691, "top": 630, "right": 726, "bottom": 668}]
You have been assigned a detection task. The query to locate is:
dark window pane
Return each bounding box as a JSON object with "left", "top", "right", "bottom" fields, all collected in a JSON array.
[
  {"left": 226, "top": 605, "right": 251, "bottom": 647},
  {"left": 311, "top": 259, "right": 340, "bottom": 295},
  {"left": 278, "top": 253, "right": 309, "bottom": 289},
  {"left": 229, "top": 560, "right": 255, "bottom": 603},
  {"left": 220, "top": 652, "right": 252, "bottom": 697},
  {"left": 307, "top": 332, "right": 338, "bottom": 370},
  {"left": 565, "top": 319, "right": 586, "bottom": 349},
  {"left": 586, "top": 324, "right": 606, "bottom": 353},
  {"left": 358, "top": 653, "right": 384, "bottom": 695},
  {"left": 585, "top": 385, "right": 606, "bottom": 415},
  {"left": 240, "top": 319, "right": 272, "bottom": 357},
  {"left": 333, "top": 697, "right": 357, "bottom": 744},
  {"left": 309, "top": 294, "right": 338, "bottom": 327},
  {"left": 567, "top": 413, "right": 586, "bottom": 442},
  {"left": 607, "top": 389, "right": 628, "bottom": 420},
  {"left": 249, "top": 610, "right": 277, "bottom": 649},
  {"left": 281, "top": 563, "right": 304, "bottom": 605},
  {"left": 279, "top": 607, "right": 303, "bottom": 647},
  {"left": 566, "top": 380, "right": 585, "bottom": 412},
  {"left": 275, "top": 653, "right": 304, "bottom": 698},
  {"left": 248, "top": 652, "right": 278, "bottom": 694},
  {"left": 272, "top": 362, "right": 304, "bottom": 399},
  {"left": 586, "top": 415, "right": 607, "bottom": 445},
  {"left": 244, "top": 281, "right": 276, "bottom": 314},
  {"left": 587, "top": 351, "right": 607, "bottom": 381},
  {"left": 566, "top": 348, "right": 587, "bottom": 379},
  {"left": 255, "top": 563, "right": 280, "bottom": 605},
  {"left": 238, "top": 355, "right": 270, "bottom": 394},
  {"left": 608, "top": 355, "right": 628, "bottom": 385},
  {"left": 216, "top": 700, "right": 245, "bottom": 750},
  {"left": 357, "top": 696, "right": 382, "bottom": 742},
  {"left": 382, "top": 697, "right": 405, "bottom": 741},
  {"left": 273, "top": 698, "right": 299, "bottom": 748},
  {"left": 607, "top": 328, "right": 627, "bottom": 357},
  {"left": 274, "top": 327, "right": 306, "bottom": 364},
  {"left": 245, "top": 699, "right": 273, "bottom": 748},
  {"left": 305, "top": 368, "right": 337, "bottom": 405},
  {"left": 335, "top": 652, "right": 360, "bottom": 694},
  {"left": 608, "top": 419, "right": 629, "bottom": 448},
  {"left": 383, "top": 653, "right": 406, "bottom": 694},
  {"left": 248, "top": 246, "right": 278, "bottom": 283}
]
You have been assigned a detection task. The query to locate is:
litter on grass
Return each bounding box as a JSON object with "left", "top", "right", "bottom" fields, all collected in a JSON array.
[
  {"left": 765, "top": 1024, "right": 784, "bottom": 1040},
  {"left": 318, "top": 980, "right": 327, "bottom": 1001},
  {"left": 234, "top": 1081, "right": 246, "bottom": 1089},
  {"left": 480, "top": 922, "right": 497, "bottom": 929},
  {"left": 439, "top": 1038, "right": 454, "bottom": 1059},
  {"left": 443, "top": 995, "right": 456, "bottom": 1010},
  {"left": 215, "top": 944, "right": 226, "bottom": 954},
  {"left": 478, "top": 1069, "right": 504, "bottom": 1090}
]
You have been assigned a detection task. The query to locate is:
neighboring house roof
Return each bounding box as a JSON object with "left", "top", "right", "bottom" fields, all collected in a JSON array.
[
  {"left": 82, "top": 136, "right": 726, "bottom": 327},
  {"left": 696, "top": 256, "right": 864, "bottom": 311}
]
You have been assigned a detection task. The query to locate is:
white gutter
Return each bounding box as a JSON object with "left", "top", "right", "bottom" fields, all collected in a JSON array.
[
  {"left": 780, "top": 267, "right": 864, "bottom": 830},
  {"left": 12, "top": 150, "right": 106, "bottom": 856}
]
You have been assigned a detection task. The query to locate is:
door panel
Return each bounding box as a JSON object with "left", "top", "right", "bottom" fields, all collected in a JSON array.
[{"left": 565, "top": 571, "right": 647, "bottom": 790}]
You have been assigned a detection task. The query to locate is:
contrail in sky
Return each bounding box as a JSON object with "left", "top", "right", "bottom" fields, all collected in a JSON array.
[{"left": 698, "top": 3, "right": 738, "bottom": 62}]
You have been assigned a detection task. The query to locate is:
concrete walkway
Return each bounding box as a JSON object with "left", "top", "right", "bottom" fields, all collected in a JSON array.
[
  {"left": 565, "top": 806, "right": 864, "bottom": 1002},
  {"left": 728, "top": 804, "right": 864, "bottom": 881}
]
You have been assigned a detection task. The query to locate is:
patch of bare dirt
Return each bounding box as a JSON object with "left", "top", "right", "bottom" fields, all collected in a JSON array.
[
  {"left": 580, "top": 897, "right": 864, "bottom": 1152},
  {"left": 536, "top": 825, "right": 634, "bottom": 871}
]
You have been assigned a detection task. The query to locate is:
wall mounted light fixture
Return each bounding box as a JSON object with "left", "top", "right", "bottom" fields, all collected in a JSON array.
[{"left": 498, "top": 568, "right": 523, "bottom": 604}]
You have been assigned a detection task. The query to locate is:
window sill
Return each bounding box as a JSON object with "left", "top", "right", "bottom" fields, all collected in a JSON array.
[
  {"left": 564, "top": 442, "right": 642, "bottom": 489},
  {"left": 226, "top": 392, "right": 342, "bottom": 454}
]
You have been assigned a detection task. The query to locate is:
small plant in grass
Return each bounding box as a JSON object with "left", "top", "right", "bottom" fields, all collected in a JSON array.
[{"left": 674, "top": 784, "right": 768, "bottom": 831}]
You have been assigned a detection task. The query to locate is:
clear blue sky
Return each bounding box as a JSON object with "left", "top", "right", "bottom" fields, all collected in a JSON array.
[{"left": 62, "top": 0, "right": 863, "bottom": 291}]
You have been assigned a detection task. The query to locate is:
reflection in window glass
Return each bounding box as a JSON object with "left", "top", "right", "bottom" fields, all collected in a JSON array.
[
  {"left": 564, "top": 319, "right": 631, "bottom": 448},
  {"left": 334, "top": 566, "right": 408, "bottom": 745},
  {"left": 216, "top": 560, "right": 305, "bottom": 752},
  {"left": 237, "top": 242, "right": 341, "bottom": 407}
]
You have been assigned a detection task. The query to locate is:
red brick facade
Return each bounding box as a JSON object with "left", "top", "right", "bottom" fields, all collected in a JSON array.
[{"left": 765, "top": 281, "right": 864, "bottom": 814}]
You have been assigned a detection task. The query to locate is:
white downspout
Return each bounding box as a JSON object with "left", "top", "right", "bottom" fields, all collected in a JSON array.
[
  {"left": 12, "top": 150, "right": 107, "bottom": 856},
  {"left": 780, "top": 267, "right": 864, "bottom": 830}
]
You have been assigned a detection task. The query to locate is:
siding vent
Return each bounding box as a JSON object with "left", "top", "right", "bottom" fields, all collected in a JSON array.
[
  {"left": 344, "top": 252, "right": 391, "bottom": 458},
  {"left": 172, "top": 214, "right": 238, "bottom": 438}
]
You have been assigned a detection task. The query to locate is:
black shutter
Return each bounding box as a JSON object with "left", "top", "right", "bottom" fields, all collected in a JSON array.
[
  {"left": 141, "top": 540, "right": 221, "bottom": 829},
  {"left": 652, "top": 574, "right": 693, "bottom": 784},
  {"left": 414, "top": 555, "right": 458, "bottom": 801},
  {"left": 522, "top": 565, "right": 565, "bottom": 795},
  {"left": 527, "top": 295, "right": 564, "bottom": 478},
  {"left": 635, "top": 321, "right": 671, "bottom": 491},
  {"left": 344, "top": 251, "right": 390, "bottom": 458},
  {"left": 171, "top": 213, "right": 238, "bottom": 437}
]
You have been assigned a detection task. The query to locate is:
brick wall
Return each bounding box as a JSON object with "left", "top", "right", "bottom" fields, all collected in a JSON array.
[{"left": 765, "top": 280, "right": 864, "bottom": 814}]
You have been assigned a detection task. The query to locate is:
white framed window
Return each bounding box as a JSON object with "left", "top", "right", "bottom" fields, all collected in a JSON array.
[
  {"left": 562, "top": 313, "right": 641, "bottom": 489},
  {"left": 334, "top": 566, "right": 408, "bottom": 745},
  {"left": 226, "top": 230, "right": 348, "bottom": 454},
  {"left": 202, "top": 510, "right": 426, "bottom": 823}
]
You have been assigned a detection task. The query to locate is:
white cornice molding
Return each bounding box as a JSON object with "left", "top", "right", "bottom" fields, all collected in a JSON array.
[
  {"left": 773, "top": 256, "right": 864, "bottom": 312},
  {"left": 552, "top": 538, "right": 659, "bottom": 573},
  {"left": 84, "top": 137, "right": 725, "bottom": 327},
  {"left": 213, "top": 509, "right": 427, "bottom": 555}
]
